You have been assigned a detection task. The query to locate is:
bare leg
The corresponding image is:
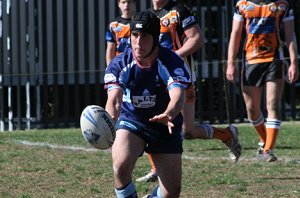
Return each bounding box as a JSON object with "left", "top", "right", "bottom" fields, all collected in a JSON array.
[
  {"left": 242, "top": 85, "right": 263, "bottom": 121},
  {"left": 265, "top": 79, "right": 284, "bottom": 119},
  {"left": 152, "top": 153, "right": 182, "bottom": 198},
  {"left": 182, "top": 101, "right": 207, "bottom": 139},
  {"left": 264, "top": 79, "right": 284, "bottom": 153},
  {"left": 112, "top": 129, "right": 145, "bottom": 188}
]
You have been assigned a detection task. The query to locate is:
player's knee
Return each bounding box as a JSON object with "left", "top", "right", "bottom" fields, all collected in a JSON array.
[
  {"left": 112, "top": 161, "right": 130, "bottom": 181},
  {"left": 267, "top": 101, "right": 280, "bottom": 113},
  {"left": 246, "top": 107, "right": 260, "bottom": 117}
]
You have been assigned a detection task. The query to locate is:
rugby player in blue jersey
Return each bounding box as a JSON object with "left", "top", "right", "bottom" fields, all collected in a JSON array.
[
  {"left": 104, "top": 11, "right": 190, "bottom": 198},
  {"left": 138, "top": 0, "right": 242, "bottom": 182}
]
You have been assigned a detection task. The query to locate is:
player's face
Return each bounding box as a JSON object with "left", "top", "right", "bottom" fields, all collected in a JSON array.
[
  {"left": 131, "top": 31, "right": 154, "bottom": 60},
  {"left": 118, "top": 0, "right": 135, "bottom": 17}
]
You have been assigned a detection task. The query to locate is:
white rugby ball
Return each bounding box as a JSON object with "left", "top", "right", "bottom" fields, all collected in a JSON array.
[{"left": 80, "top": 105, "right": 115, "bottom": 150}]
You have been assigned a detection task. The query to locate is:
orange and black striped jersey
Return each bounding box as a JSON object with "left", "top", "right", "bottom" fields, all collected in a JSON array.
[
  {"left": 149, "top": 1, "right": 198, "bottom": 51},
  {"left": 234, "top": 0, "right": 294, "bottom": 64},
  {"left": 106, "top": 17, "right": 131, "bottom": 56}
]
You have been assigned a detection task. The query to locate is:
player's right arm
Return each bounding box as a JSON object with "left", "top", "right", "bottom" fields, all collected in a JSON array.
[
  {"left": 104, "top": 57, "right": 124, "bottom": 122},
  {"left": 105, "top": 88, "right": 123, "bottom": 123},
  {"left": 226, "top": 16, "right": 244, "bottom": 84},
  {"left": 105, "top": 24, "right": 117, "bottom": 65},
  {"left": 106, "top": 42, "right": 117, "bottom": 65}
]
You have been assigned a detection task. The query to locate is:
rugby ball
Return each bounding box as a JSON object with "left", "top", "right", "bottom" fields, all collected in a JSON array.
[{"left": 80, "top": 105, "right": 115, "bottom": 150}]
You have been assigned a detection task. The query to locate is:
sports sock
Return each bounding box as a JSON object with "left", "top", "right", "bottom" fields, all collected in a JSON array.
[
  {"left": 115, "top": 181, "right": 137, "bottom": 198},
  {"left": 149, "top": 186, "right": 163, "bottom": 198},
  {"left": 212, "top": 126, "right": 231, "bottom": 142},
  {"left": 147, "top": 154, "right": 156, "bottom": 174},
  {"left": 264, "top": 118, "right": 281, "bottom": 152},
  {"left": 201, "top": 124, "right": 213, "bottom": 139},
  {"left": 249, "top": 113, "right": 266, "bottom": 143}
]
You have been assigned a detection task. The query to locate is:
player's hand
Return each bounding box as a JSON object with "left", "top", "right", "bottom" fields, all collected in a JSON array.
[
  {"left": 288, "top": 64, "right": 299, "bottom": 84},
  {"left": 149, "top": 114, "right": 174, "bottom": 134},
  {"left": 226, "top": 63, "right": 237, "bottom": 83}
]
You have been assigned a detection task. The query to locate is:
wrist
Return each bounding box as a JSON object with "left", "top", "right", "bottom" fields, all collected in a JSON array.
[
  {"left": 164, "top": 112, "right": 173, "bottom": 121},
  {"left": 167, "top": 115, "right": 173, "bottom": 121}
]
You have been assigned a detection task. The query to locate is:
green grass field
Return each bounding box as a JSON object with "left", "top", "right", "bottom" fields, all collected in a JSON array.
[{"left": 1, "top": 122, "right": 300, "bottom": 198}]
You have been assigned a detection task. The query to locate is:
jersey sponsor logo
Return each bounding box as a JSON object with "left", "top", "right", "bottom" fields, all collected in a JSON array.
[
  {"left": 135, "top": 23, "right": 143, "bottom": 29},
  {"left": 182, "top": 16, "right": 195, "bottom": 28},
  {"left": 143, "top": 89, "right": 150, "bottom": 96},
  {"left": 162, "top": 18, "right": 170, "bottom": 27},
  {"left": 132, "top": 95, "right": 156, "bottom": 108},
  {"left": 245, "top": 4, "right": 254, "bottom": 11},
  {"left": 174, "top": 68, "right": 184, "bottom": 76},
  {"left": 249, "top": 17, "right": 274, "bottom": 34},
  {"left": 112, "top": 26, "right": 123, "bottom": 32},
  {"left": 132, "top": 89, "right": 156, "bottom": 108},
  {"left": 170, "top": 16, "right": 178, "bottom": 24},
  {"left": 104, "top": 73, "right": 117, "bottom": 83},
  {"left": 278, "top": 4, "right": 286, "bottom": 12},
  {"left": 269, "top": 5, "right": 277, "bottom": 12}
]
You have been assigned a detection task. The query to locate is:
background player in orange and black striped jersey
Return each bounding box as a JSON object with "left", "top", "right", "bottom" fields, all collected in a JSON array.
[
  {"left": 136, "top": 0, "right": 242, "bottom": 183},
  {"left": 106, "top": 0, "right": 136, "bottom": 65},
  {"left": 227, "top": 0, "right": 299, "bottom": 162}
]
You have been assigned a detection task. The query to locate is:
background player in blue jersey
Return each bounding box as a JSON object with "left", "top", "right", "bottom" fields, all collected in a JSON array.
[
  {"left": 106, "top": 0, "right": 136, "bottom": 64},
  {"left": 105, "top": 11, "right": 191, "bottom": 198},
  {"left": 137, "top": 0, "right": 242, "bottom": 182}
]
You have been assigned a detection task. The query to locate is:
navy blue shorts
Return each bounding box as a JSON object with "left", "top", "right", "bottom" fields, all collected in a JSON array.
[{"left": 115, "top": 119, "right": 183, "bottom": 154}]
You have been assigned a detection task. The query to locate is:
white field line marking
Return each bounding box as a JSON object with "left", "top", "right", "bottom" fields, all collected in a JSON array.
[
  {"left": 19, "top": 140, "right": 106, "bottom": 152},
  {"left": 18, "top": 140, "right": 299, "bottom": 162}
]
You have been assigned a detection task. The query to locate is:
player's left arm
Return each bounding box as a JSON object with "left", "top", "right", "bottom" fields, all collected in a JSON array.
[
  {"left": 175, "top": 24, "right": 203, "bottom": 57},
  {"left": 149, "top": 86, "right": 185, "bottom": 133},
  {"left": 283, "top": 19, "right": 299, "bottom": 84}
]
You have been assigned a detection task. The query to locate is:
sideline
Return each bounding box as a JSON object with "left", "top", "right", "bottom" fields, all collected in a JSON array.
[{"left": 18, "top": 140, "right": 299, "bottom": 163}]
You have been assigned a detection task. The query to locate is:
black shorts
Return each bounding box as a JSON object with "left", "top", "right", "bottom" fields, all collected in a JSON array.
[
  {"left": 115, "top": 119, "right": 183, "bottom": 154},
  {"left": 242, "top": 59, "right": 285, "bottom": 87}
]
